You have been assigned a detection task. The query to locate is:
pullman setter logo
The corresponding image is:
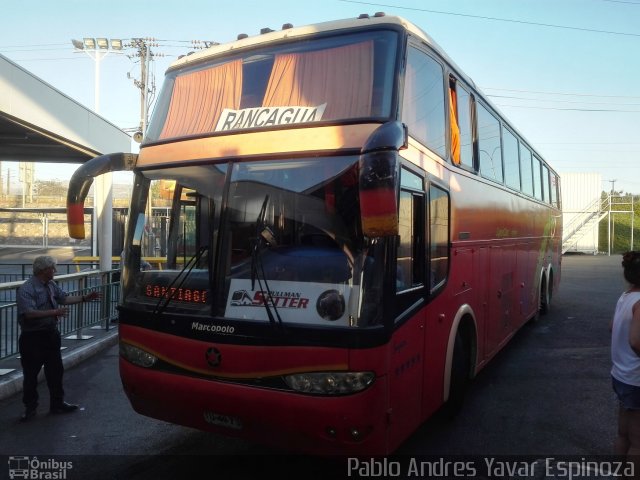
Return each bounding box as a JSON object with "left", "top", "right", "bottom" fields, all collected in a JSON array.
[{"left": 229, "top": 290, "right": 309, "bottom": 309}]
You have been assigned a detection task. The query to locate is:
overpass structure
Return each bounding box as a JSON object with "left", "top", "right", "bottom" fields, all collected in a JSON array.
[{"left": 0, "top": 53, "right": 131, "bottom": 266}]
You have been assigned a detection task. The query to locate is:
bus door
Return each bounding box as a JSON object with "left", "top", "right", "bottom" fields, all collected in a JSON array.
[{"left": 388, "top": 167, "right": 426, "bottom": 449}]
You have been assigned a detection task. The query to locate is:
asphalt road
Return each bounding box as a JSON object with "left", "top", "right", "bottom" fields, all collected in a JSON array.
[
  {"left": 0, "top": 246, "right": 92, "bottom": 280},
  {"left": 0, "top": 253, "right": 628, "bottom": 479},
  {"left": 0, "top": 245, "right": 90, "bottom": 263},
  {"left": 400, "top": 253, "right": 624, "bottom": 456}
]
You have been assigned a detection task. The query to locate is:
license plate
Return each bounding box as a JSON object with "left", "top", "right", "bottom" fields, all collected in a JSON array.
[{"left": 203, "top": 411, "right": 243, "bottom": 430}]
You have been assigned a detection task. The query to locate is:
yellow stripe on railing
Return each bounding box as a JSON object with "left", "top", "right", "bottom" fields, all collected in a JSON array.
[{"left": 72, "top": 256, "right": 167, "bottom": 271}]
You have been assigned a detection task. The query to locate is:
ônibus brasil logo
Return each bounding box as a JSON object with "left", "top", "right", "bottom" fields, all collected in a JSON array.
[{"left": 8, "top": 456, "right": 73, "bottom": 479}]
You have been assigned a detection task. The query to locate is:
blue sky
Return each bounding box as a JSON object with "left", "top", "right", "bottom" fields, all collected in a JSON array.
[{"left": 2, "top": 0, "right": 639, "bottom": 194}]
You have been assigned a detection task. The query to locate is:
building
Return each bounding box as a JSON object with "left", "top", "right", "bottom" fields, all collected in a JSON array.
[{"left": 561, "top": 172, "right": 602, "bottom": 254}]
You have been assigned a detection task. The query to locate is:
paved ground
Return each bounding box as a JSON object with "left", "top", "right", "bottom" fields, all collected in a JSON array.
[
  {"left": 0, "top": 327, "right": 118, "bottom": 402},
  {"left": 0, "top": 252, "right": 631, "bottom": 480}
]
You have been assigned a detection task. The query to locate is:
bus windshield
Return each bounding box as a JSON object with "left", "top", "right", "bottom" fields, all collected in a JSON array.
[
  {"left": 145, "top": 29, "right": 398, "bottom": 141},
  {"left": 121, "top": 156, "right": 384, "bottom": 328}
]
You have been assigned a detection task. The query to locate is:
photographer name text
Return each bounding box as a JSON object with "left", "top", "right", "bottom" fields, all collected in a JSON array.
[{"left": 347, "top": 457, "right": 634, "bottom": 479}]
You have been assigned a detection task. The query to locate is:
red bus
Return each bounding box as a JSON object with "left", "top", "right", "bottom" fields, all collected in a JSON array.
[{"left": 67, "top": 13, "right": 561, "bottom": 455}]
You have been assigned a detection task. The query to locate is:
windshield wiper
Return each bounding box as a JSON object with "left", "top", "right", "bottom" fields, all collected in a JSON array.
[
  {"left": 251, "top": 195, "right": 283, "bottom": 329},
  {"left": 153, "top": 245, "right": 208, "bottom": 316},
  {"left": 251, "top": 195, "right": 269, "bottom": 290}
]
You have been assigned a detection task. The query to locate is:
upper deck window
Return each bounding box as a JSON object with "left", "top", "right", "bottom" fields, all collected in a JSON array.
[
  {"left": 477, "top": 103, "right": 503, "bottom": 183},
  {"left": 450, "top": 80, "right": 473, "bottom": 169},
  {"left": 520, "top": 144, "right": 534, "bottom": 197},
  {"left": 503, "top": 127, "right": 520, "bottom": 191},
  {"left": 146, "top": 30, "right": 398, "bottom": 141}
]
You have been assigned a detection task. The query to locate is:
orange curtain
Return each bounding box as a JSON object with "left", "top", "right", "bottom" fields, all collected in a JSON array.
[
  {"left": 159, "top": 59, "right": 243, "bottom": 139},
  {"left": 263, "top": 41, "right": 373, "bottom": 120},
  {"left": 449, "top": 87, "right": 461, "bottom": 165}
]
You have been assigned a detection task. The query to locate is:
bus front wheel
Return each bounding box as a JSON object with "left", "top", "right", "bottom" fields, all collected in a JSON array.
[{"left": 445, "top": 330, "right": 470, "bottom": 418}]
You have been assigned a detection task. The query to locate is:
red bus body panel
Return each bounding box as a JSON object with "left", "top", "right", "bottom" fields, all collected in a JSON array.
[
  {"left": 120, "top": 316, "right": 442, "bottom": 455},
  {"left": 119, "top": 325, "right": 392, "bottom": 455}
]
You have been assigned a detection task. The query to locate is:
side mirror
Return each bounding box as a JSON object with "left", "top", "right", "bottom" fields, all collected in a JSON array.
[{"left": 358, "top": 122, "right": 406, "bottom": 237}]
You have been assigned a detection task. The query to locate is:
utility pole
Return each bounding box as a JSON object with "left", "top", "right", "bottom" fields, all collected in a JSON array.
[
  {"left": 129, "top": 38, "right": 159, "bottom": 256},
  {"left": 607, "top": 179, "right": 619, "bottom": 256},
  {"left": 129, "top": 38, "right": 158, "bottom": 141},
  {"left": 19, "top": 162, "right": 34, "bottom": 206}
]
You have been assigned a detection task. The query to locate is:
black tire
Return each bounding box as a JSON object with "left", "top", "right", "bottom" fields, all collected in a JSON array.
[
  {"left": 444, "top": 331, "right": 470, "bottom": 418},
  {"left": 540, "top": 273, "right": 550, "bottom": 315},
  {"left": 529, "top": 273, "right": 546, "bottom": 323}
]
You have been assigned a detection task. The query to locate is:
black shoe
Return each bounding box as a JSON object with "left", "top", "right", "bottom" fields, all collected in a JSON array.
[
  {"left": 50, "top": 402, "right": 79, "bottom": 414},
  {"left": 20, "top": 409, "right": 37, "bottom": 422}
]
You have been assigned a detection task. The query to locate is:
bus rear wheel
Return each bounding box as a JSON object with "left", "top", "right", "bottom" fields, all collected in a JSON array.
[
  {"left": 540, "top": 272, "right": 551, "bottom": 315},
  {"left": 530, "top": 272, "right": 549, "bottom": 323}
]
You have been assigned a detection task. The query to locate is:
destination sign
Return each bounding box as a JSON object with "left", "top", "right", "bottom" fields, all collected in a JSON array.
[{"left": 214, "top": 103, "right": 327, "bottom": 131}]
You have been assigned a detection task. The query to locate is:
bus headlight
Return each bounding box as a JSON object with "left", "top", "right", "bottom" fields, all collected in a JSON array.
[
  {"left": 283, "top": 371, "right": 375, "bottom": 395},
  {"left": 120, "top": 342, "right": 158, "bottom": 368}
]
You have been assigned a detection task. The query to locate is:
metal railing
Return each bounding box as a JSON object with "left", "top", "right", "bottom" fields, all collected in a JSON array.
[
  {"left": 562, "top": 197, "right": 605, "bottom": 243},
  {"left": 0, "top": 263, "right": 78, "bottom": 288},
  {"left": 0, "top": 270, "right": 120, "bottom": 360}
]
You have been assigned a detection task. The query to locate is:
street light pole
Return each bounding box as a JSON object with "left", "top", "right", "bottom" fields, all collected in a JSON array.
[
  {"left": 93, "top": 49, "right": 103, "bottom": 113},
  {"left": 72, "top": 38, "right": 123, "bottom": 272}
]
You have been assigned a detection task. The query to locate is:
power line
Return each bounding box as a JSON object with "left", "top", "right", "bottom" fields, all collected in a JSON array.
[
  {"left": 482, "top": 87, "right": 640, "bottom": 100},
  {"left": 7, "top": 56, "right": 84, "bottom": 62},
  {"left": 2, "top": 38, "right": 212, "bottom": 61},
  {"left": 538, "top": 141, "right": 640, "bottom": 145},
  {"left": 1, "top": 46, "right": 77, "bottom": 53},
  {"left": 338, "top": 0, "right": 640, "bottom": 37},
  {"left": 493, "top": 103, "right": 640, "bottom": 113},
  {"left": 8, "top": 43, "right": 640, "bottom": 105},
  {"left": 601, "top": 0, "right": 640, "bottom": 4},
  {"left": 0, "top": 43, "right": 69, "bottom": 48},
  {"left": 487, "top": 93, "right": 640, "bottom": 107}
]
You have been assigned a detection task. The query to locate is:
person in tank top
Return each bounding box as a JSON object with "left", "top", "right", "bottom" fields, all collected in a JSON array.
[{"left": 611, "top": 251, "right": 640, "bottom": 458}]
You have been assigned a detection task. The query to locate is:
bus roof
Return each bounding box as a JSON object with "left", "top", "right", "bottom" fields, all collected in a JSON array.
[
  {"left": 164, "top": 14, "right": 556, "bottom": 176},
  {"left": 168, "top": 14, "right": 475, "bottom": 89}
]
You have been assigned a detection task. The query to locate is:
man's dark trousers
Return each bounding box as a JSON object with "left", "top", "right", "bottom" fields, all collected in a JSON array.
[{"left": 19, "top": 329, "right": 64, "bottom": 411}]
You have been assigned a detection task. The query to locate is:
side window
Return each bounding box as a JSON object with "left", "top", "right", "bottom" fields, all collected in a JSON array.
[
  {"left": 503, "top": 128, "right": 520, "bottom": 191},
  {"left": 402, "top": 47, "right": 446, "bottom": 158},
  {"left": 429, "top": 184, "right": 449, "bottom": 291},
  {"left": 477, "top": 103, "right": 503, "bottom": 183},
  {"left": 533, "top": 156, "right": 543, "bottom": 201},
  {"left": 541, "top": 164, "right": 550, "bottom": 204},
  {"left": 449, "top": 78, "right": 474, "bottom": 169},
  {"left": 520, "top": 144, "right": 534, "bottom": 197},
  {"left": 397, "top": 169, "right": 425, "bottom": 292},
  {"left": 550, "top": 173, "right": 560, "bottom": 208}
]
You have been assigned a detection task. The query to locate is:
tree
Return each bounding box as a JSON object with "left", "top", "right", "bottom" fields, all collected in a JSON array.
[{"left": 35, "top": 179, "right": 67, "bottom": 196}]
